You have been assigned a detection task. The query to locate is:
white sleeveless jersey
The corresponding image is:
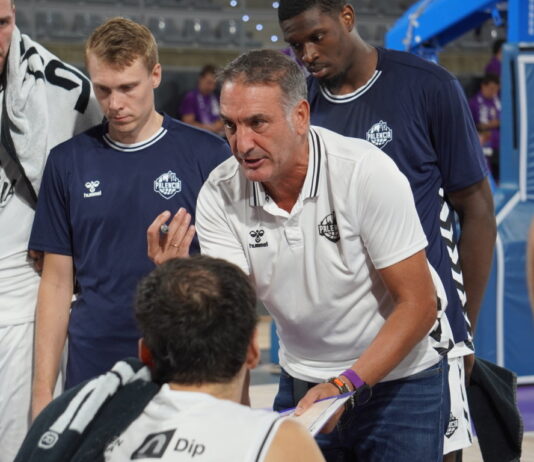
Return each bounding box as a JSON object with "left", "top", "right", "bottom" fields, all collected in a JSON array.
[
  {"left": 0, "top": 89, "right": 41, "bottom": 326},
  {"left": 104, "top": 384, "right": 283, "bottom": 462}
]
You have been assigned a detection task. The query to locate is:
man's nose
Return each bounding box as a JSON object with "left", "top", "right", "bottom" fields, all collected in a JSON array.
[
  {"left": 301, "top": 43, "right": 318, "bottom": 64},
  {"left": 234, "top": 125, "right": 255, "bottom": 157},
  {"left": 108, "top": 91, "right": 122, "bottom": 111}
]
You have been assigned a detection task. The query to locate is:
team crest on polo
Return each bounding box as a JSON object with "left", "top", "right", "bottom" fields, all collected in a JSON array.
[
  {"left": 249, "top": 228, "right": 268, "bottom": 248},
  {"left": 366, "top": 120, "right": 393, "bottom": 148},
  {"left": 318, "top": 211, "right": 340, "bottom": 243},
  {"left": 154, "top": 171, "right": 181, "bottom": 200}
]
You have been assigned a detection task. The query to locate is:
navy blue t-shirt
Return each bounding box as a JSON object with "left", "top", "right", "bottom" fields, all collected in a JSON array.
[
  {"left": 29, "top": 114, "right": 231, "bottom": 386},
  {"left": 308, "top": 48, "right": 487, "bottom": 348}
]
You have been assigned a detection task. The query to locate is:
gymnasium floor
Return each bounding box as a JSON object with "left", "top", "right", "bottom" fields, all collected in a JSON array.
[{"left": 250, "top": 317, "right": 534, "bottom": 461}]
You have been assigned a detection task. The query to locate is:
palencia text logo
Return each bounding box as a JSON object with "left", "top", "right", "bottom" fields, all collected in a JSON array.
[
  {"left": 84, "top": 180, "right": 102, "bottom": 198},
  {"left": 366, "top": 120, "right": 393, "bottom": 149},
  {"left": 318, "top": 211, "right": 340, "bottom": 243},
  {"left": 154, "top": 170, "right": 181, "bottom": 200},
  {"left": 249, "top": 229, "right": 268, "bottom": 248}
]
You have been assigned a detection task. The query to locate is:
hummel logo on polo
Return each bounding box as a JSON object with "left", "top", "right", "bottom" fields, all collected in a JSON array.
[{"left": 249, "top": 229, "right": 268, "bottom": 248}]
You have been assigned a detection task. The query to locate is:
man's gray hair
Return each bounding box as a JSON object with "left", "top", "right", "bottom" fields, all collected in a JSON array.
[{"left": 217, "top": 49, "right": 307, "bottom": 113}]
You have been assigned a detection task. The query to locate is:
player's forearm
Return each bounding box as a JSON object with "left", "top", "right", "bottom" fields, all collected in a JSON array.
[
  {"left": 448, "top": 179, "right": 496, "bottom": 334},
  {"left": 32, "top": 276, "right": 72, "bottom": 396},
  {"left": 350, "top": 298, "right": 437, "bottom": 386},
  {"left": 457, "top": 211, "right": 496, "bottom": 333}
]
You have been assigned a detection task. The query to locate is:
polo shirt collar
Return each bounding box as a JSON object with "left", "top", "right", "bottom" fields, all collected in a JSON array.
[{"left": 248, "top": 127, "right": 324, "bottom": 207}]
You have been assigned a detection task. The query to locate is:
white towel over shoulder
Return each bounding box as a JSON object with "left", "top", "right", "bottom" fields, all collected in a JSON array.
[{"left": 5, "top": 26, "right": 102, "bottom": 194}]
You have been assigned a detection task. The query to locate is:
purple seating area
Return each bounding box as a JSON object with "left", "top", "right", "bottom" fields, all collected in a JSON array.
[{"left": 519, "top": 385, "right": 534, "bottom": 432}]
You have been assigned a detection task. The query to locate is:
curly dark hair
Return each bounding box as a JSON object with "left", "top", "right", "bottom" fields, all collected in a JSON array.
[
  {"left": 278, "top": 0, "right": 346, "bottom": 22},
  {"left": 135, "top": 256, "right": 257, "bottom": 385}
]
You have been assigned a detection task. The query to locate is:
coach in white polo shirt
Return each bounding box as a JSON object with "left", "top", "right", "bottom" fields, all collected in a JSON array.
[{"left": 148, "top": 49, "right": 451, "bottom": 462}]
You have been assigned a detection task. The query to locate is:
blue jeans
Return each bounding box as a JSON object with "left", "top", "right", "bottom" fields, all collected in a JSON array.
[{"left": 273, "top": 359, "right": 450, "bottom": 462}]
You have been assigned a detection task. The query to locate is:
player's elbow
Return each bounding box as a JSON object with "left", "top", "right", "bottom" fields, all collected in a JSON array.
[{"left": 420, "top": 293, "right": 439, "bottom": 332}]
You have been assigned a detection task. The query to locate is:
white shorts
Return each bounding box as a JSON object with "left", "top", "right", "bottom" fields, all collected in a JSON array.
[
  {"left": 0, "top": 321, "right": 66, "bottom": 462},
  {"left": 0, "top": 321, "right": 34, "bottom": 462},
  {"left": 443, "top": 356, "right": 473, "bottom": 454}
]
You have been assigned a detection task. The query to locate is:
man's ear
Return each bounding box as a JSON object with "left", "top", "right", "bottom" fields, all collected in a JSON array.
[
  {"left": 151, "top": 63, "right": 162, "bottom": 89},
  {"left": 340, "top": 4, "right": 355, "bottom": 32},
  {"left": 245, "top": 328, "right": 261, "bottom": 370},
  {"left": 293, "top": 99, "right": 310, "bottom": 136},
  {"left": 138, "top": 338, "right": 154, "bottom": 368}
]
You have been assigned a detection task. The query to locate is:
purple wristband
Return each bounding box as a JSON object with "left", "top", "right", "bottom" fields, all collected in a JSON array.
[{"left": 342, "top": 369, "right": 364, "bottom": 390}]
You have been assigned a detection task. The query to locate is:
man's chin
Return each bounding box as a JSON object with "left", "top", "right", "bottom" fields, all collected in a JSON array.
[
  {"left": 318, "top": 72, "right": 346, "bottom": 93},
  {"left": 243, "top": 168, "right": 269, "bottom": 184},
  {"left": 109, "top": 121, "right": 134, "bottom": 133}
]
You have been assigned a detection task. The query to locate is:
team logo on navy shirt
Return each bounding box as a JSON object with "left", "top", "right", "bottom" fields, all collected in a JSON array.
[
  {"left": 366, "top": 120, "right": 393, "bottom": 148},
  {"left": 154, "top": 171, "right": 182, "bottom": 200},
  {"left": 249, "top": 229, "right": 268, "bottom": 248},
  {"left": 83, "top": 180, "right": 102, "bottom": 198},
  {"left": 318, "top": 212, "right": 340, "bottom": 243}
]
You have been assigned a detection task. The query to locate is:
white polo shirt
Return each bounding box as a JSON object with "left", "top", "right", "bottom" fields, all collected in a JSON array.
[{"left": 196, "top": 126, "right": 449, "bottom": 383}]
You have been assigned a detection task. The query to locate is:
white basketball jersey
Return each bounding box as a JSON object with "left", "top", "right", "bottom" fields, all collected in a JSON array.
[{"left": 104, "top": 384, "right": 282, "bottom": 462}]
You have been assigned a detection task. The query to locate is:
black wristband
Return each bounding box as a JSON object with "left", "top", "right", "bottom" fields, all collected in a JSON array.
[{"left": 326, "top": 377, "right": 354, "bottom": 411}]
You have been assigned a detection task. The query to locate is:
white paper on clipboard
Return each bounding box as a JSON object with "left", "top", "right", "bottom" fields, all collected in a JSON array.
[{"left": 278, "top": 392, "right": 354, "bottom": 436}]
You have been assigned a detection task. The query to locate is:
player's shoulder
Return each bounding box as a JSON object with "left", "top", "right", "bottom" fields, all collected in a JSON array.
[
  {"left": 265, "top": 418, "right": 324, "bottom": 462},
  {"left": 198, "top": 155, "right": 249, "bottom": 206},
  {"left": 205, "top": 156, "right": 241, "bottom": 187},
  {"left": 160, "top": 115, "right": 231, "bottom": 170},
  {"left": 163, "top": 115, "right": 227, "bottom": 148},
  {"left": 313, "top": 126, "right": 403, "bottom": 187},
  {"left": 313, "top": 125, "right": 383, "bottom": 163},
  {"left": 48, "top": 123, "right": 103, "bottom": 162},
  {"left": 380, "top": 47, "right": 456, "bottom": 84}
]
